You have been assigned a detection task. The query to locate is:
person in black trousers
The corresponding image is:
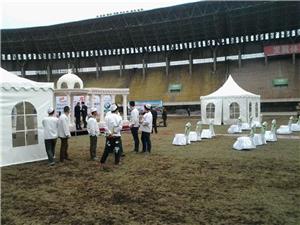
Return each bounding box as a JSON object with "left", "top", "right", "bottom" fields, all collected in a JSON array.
[
  {"left": 74, "top": 102, "right": 82, "bottom": 130},
  {"left": 129, "top": 101, "right": 140, "bottom": 152},
  {"left": 162, "top": 107, "right": 167, "bottom": 127},
  {"left": 186, "top": 107, "right": 191, "bottom": 117},
  {"left": 100, "top": 104, "right": 123, "bottom": 168},
  {"left": 140, "top": 104, "right": 153, "bottom": 153},
  {"left": 151, "top": 107, "right": 158, "bottom": 134},
  {"left": 81, "top": 102, "right": 88, "bottom": 128}
]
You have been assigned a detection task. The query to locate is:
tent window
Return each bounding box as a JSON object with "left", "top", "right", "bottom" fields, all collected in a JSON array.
[
  {"left": 249, "top": 102, "right": 252, "bottom": 117},
  {"left": 12, "top": 101, "right": 38, "bottom": 147},
  {"left": 255, "top": 103, "right": 259, "bottom": 117},
  {"left": 206, "top": 103, "right": 215, "bottom": 119},
  {"left": 230, "top": 102, "right": 240, "bottom": 119}
]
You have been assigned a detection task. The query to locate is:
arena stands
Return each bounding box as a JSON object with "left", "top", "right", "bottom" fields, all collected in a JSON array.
[{"left": 1, "top": 1, "right": 300, "bottom": 113}]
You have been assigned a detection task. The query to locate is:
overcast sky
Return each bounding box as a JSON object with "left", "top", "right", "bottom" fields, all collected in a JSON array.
[{"left": 1, "top": 0, "right": 200, "bottom": 29}]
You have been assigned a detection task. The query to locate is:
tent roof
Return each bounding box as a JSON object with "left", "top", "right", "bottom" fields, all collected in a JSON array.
[
  {"left": 201, "top": 75, "right": 260, "bottom": 99},
  {"left": 0, "top": 67, "right": 54, "bottom": 91}
]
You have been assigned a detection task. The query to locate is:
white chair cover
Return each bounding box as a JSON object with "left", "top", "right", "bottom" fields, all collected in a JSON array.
[
  {"left": 172, "top": 134, "right": 188, "bottom": 145},
  {"left": 265, "top": 119, "right": 277, "bottom": 142},
  {"left": 253, "top": 134, "right": 263, "bottom": 146},
  {"left": 228, "top": 117, "right": 242, "bottom": 133},
  {"left": 228, "top": 125, "right": 242, "bottom": 134},
  {"left": 189, "top": 131, "right": 198, "bottom": 142},
  {"left": 291, "top": 116, "right": 300, "bottom": 132},
  {"left": 291, "top": 123, "right": 300, "bottom": 132},
  {"left": 276, "top": 116, "right": 293, "bottom": 134},
  {"left": 241, "top": 122, "right": 251, "bottom": 131},
  {"left": 195, "top": 121, "right": 202, "bottom": 141},
  {"left": 201, "top": 129, "right": 212, "bottom": 139},
  {"left": 265, "top": 131, "right": 277, "bottom": 142},
  {"left": 172, "top": 122, "right": 192, "bottom": 145},
  {"left": 233, "top": 136, "right": 256, "bottom": 150}
]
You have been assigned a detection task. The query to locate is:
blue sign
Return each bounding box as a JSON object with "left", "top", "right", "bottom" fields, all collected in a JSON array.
[{"left": 133, "top": 100, "right": 163, "bottom": 114}]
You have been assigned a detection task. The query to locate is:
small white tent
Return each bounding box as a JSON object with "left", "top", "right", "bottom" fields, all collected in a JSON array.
[
  {"left": 200, "top": 75, "right": 260, "bottom": 125},
  {"left": 0, "top": 68, "right": 54, "bottom": 167}
]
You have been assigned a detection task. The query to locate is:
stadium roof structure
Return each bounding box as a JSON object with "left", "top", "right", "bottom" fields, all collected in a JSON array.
[{"left": 1, "top": 1, "right": 300, "bottom": 54}]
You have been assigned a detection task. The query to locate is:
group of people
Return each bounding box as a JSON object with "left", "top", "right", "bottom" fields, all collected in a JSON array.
[
  {"left": 129, "top": 101, "right": 153, "bottom": 153},
  {"left": 42, "top": 106, "right": 71, "bottom": 166},
  {"left": 42, "top": 101, "right": 164, "bottom": 168},
  {"left": 74, "top": 101, "right": 88, "bottom": 130}
]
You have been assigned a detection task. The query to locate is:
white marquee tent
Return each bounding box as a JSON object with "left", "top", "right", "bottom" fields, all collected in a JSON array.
[
  {"left": 0, "top": 68, "right": 54, "bottom": 167},
  {"left": 200, "top": 75, "right": 261, "bottom": 125}
]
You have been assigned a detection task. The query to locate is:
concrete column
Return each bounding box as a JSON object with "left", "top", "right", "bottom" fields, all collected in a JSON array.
[
  {"left": 75, "top": 65, "right": 79, "bottom": 74},
  {"left": 264, "top": 55, "right": 268, "bottom": 66},
  {"left": 122, "top": 94, "right": 128, "bottom": 121},
  {"left": 292, "top": 53, "right": 296, "bottom": 65},
  {"left": 189, "top": 52, "right": 193, "bottom": 76},
  {"left": 96, "top": 62, "right": 101, "bottom": 79},
  {"left": 238, "top": 48, "right": 242, "bottom": 68},
  {"left": 142, "top": 59, "right": 146, "bottom": 79},
  {"left": 111, "top": 94, "right": 116, "bottom": 104},
  {"left": 71, "top": 63, "right": 75, "bottom": 74},
  {"left": 213, "top": 48, "right": 217, "bottom": 73},
  {"left": 21, "top": 65, "right": 26, "bottom": 77},
  {"left": 166, "top": 56, "right": 169, "bottom": 76},
  {"left": 119, "top": 60, "right": 123, "bottom": 77},
  {"left": 100, "top": 95, "right": 105, "bottom": 122},
  {"left": 47, "top": 64, "right": 51, "bottom": 82}
]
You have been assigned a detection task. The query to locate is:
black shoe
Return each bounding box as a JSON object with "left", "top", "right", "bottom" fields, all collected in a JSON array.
[{"left": 65, "top": 158, "right": 72, "bottom": 161}]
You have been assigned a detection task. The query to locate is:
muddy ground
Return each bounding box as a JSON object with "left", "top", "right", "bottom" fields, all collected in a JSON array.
[{"left": 1, "top": 117, "right": 300, "bottom": 225}]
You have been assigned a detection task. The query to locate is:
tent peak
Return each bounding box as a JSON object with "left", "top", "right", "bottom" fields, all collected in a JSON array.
[{"left": 201, "top": 75, "right": 260, "bottom": 99}]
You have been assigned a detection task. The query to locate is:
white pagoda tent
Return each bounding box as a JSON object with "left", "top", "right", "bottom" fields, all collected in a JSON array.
[
  {"left": 200, "top": 75, "right": 261, "bottom": 125},
  {"left": 0, "top": 68, "right": 54, "bottom": 167}
]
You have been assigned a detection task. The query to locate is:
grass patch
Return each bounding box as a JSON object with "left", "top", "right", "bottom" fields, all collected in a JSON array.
[{"left": 1, "top": 117, "right": 300, "bottom": 225}]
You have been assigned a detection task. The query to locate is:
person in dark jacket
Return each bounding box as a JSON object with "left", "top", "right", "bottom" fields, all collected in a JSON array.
[
  {"left": 162, "top": 107, "right": 167, "bottom": 127},
  {"left": 81, "top": 102, "right": 88, "bottom": 128},
  {"left": 151, "top": 107, "right": 158, "bottom": 134},
  {"left": 74, "top": 102, "right": 82, "bottom": 130}
]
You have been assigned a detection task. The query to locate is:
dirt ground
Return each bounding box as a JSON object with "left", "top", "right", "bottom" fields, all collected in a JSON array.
[{"left": 1, "top": 116, "right": 300, "bottom": 225}]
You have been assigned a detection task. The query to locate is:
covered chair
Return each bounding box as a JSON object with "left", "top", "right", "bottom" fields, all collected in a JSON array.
[
  {"left": 241, "top": 116, "right": 252, "bottom": 131},
  {"left": 252, "top": 124, "right": 266, "bottom": 146},
  {"left": 172, "top": 122, "right": 191, "bottom": 145},
  {"left": 233, "top": 126, "right": 256, "bottom": 151},
  {"left": 227, "top": 117, "right": 242, "bottom": 134},
  {"left": 265, "top": 120, "right": 277, "bottom": 142},
  {"left": 189, "top": 121, "right": 202, "bottom": 142},
  {"left": 188, "top": 131, "right": 198, "bottom": 142},
  {"left": 201, "top": 120, "right": 215, "bottom": 139},
  {"left": 195, "top": 121, "right": 202, "bottom": 141},
  {"left": 291, "top": 116, "right": 300, "bottom": 132},
  {"left": 276, "top": 116, "right": 293, "bottom": 134}
]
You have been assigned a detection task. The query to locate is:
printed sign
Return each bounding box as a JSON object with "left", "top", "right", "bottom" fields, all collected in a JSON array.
[
  {"left": 55, "top": 95, "right": 112, "bottom": 114},
  {"left": 264, "top": 43, "right": 300, "bottom": 56},
  {"left": 132, "top": 100, "right": 163, "bottom": 114}
]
